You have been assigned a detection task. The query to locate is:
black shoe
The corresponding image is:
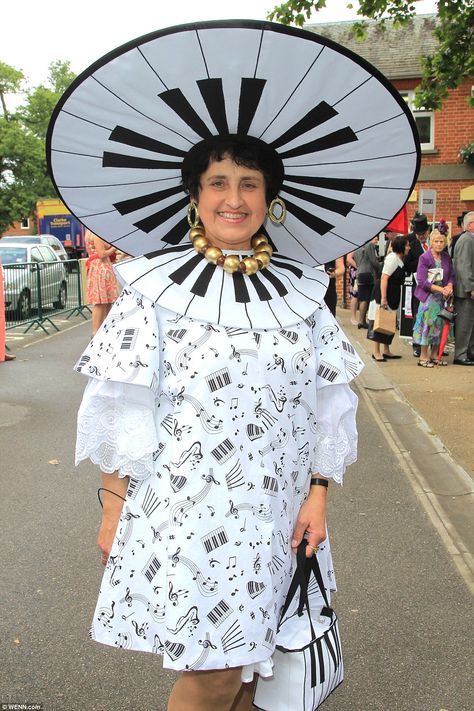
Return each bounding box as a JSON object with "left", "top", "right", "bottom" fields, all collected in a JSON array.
[
  {"left": 453, "top": 358, "right": 474, "bottom": 366},
  {"left": 357, "top": 323, "right": 369, "bottom": 329},
  {"left": 412, "top": 346, "right": 421, "bottom": 358}
]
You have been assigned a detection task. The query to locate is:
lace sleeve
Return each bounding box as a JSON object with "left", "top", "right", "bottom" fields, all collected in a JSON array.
[
  {"left": 75, "top": 379, "right": 160, "bottom": 480},
  {"left": 311, "top": 383, "right": 359, "bottom": 484}
]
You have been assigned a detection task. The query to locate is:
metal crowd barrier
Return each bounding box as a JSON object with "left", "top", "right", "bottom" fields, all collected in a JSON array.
[{"left": 3, "top": 259, "right": 91, "bottom": 333}]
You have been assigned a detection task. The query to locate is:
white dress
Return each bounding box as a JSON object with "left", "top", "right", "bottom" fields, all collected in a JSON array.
[{"left": 75, "top": 248, "right": 363, "bottom": 674}]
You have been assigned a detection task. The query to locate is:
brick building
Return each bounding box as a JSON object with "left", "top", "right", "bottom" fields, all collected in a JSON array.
[{"left": 309, "top": 14, "right": 474, "bottom": 241}]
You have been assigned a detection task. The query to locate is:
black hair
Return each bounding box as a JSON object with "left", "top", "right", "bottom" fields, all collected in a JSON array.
[
  {"left": 181, "top": 135, "right": 284, "bottom": 203},
  {"left": 391, "top": 235, "right": 408, "bottom": 254}
]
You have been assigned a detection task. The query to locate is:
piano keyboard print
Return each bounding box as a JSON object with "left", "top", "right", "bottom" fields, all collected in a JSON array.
[
  {"left": 201, "top": 525, "right": 229, "bottom": 554},
  {"left": 262, "top": 475, "right": 279, "bottom": 496},
  {"left": 76, "top": 354, "right": 90, "bottom": 371},
  {"left": 263, "top": 627, "right": 275, "bottom": 649},
  {"left": 141, "top": 485, "right": 161, "bottom": 518},
  {"left": 221, "top": 620, "right": 245, "bottom": 654},
  {"left": 247, "top": 580, "right": 266, "bottom": 599},
  {"left": 207, "top": 599, "right": 233, "bottom": 628},
  {"left": 170, "top": 473, "right": 187, "bottom": 492},
  {"left": 205, "top": 367, "right": 232, "bottom": 393},
  {"left": 166, "top": 328, "right": 187, "bottom": 343},
  {"left": 341, "top": 340, "right": 355, "bottom": 356},
  {"left": 142, "top": 553, "right": 161, "bottom": 583},
  {"left": 246, "top": 423, "right": 264, "bottom": 441},
  {"left": 126, "top": 479, "right": 143, "bottom": 500},
  {"left": 317, "top": 360, "right": 341, "bottom": 383},
  {"left": 211, "top": 438, "right": 236, "bottom": 464},
  {"left": 279, "top": 329, "right": 299, "bottom": 344},
  {"left": 268, "top": 554, "right": 285, "bottom": 574},
  {"left": 164, "top": 639, "right": 186, "bottom": 661},
  {"left": 120, "top": 327, "right": 139, "bottom": 350},
  {"left": 152, "top": 442, "right": 166, "bottom": 460}
]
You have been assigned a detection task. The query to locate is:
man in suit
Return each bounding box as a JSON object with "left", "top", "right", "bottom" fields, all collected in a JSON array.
[
  {"left": 453, "top": 211, "right": 474, "bottom": 365},
  {"left": 404, "top": 213, "right": 430, "bottom": 357}
]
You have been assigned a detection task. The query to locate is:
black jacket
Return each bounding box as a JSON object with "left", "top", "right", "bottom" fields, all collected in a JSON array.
[{"left": 404, "top": 232, "right": 425, "bottom": 275}]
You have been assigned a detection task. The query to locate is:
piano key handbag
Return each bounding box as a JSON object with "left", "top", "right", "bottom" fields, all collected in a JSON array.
[{"left": 253, "top": 541, "right": 343, "bottom": 711}]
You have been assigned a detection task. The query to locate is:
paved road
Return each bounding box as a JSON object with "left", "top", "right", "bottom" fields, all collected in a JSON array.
[{"left": 0, "top": 321, "right": 472, "bottom": 711}]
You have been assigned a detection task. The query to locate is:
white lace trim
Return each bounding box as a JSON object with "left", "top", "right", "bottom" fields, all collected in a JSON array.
[
  {"left": 310, "top": 383, "right": 359, "bottom": 485},
  {"left": 312, "top": 417, "right": 358, "bottom": 484},
  {"left": 75, "top": 391, "right": 159, "bottom": 480}
]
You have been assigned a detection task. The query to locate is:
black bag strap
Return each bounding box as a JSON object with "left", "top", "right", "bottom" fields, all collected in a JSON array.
[{"left": 278, "top": 540, "right": 331, "bottom": 631}]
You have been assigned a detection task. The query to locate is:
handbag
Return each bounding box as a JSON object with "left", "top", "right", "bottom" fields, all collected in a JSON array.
[
  {"left": 253, "top": 541, "right": 343, "bottom": 711},
  {"left": 373, "top": 306, "right": 396, "bottom": 335},
  {"left": 438, "top": 298, "right": 456, "bottom": 323}
]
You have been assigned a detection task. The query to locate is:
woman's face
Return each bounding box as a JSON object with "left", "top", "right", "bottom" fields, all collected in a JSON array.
[
  {"left": 431, "top": 235, "right": 445, "bottom": 253},
  {"left": 196, "top": 156, "right": 267, "bottom": 250}
]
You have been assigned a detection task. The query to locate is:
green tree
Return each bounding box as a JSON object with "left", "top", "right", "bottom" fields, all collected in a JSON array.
[
  {"left": 268, "top": 0, "right": 474, "bottom": 109},
  {"left": 0, "top": 60, "right": 75, "bottom": 233}
]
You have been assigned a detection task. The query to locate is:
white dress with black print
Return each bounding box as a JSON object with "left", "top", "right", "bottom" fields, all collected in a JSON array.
[{"left": 75, "top": 249, "right": 363, "bottom": 675}]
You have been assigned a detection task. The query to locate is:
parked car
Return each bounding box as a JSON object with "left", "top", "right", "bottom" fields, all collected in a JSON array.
[
  {"left": 0, "top": 234, "right": 69, "bottom": 262},
  {"left": 0, "top": 243, "right": 68, "bottom": 319}
]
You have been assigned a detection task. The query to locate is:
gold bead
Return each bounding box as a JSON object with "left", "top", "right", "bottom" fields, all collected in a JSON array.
[
  {"left": 257, "top": 243, "right": 273, "bottom": 257},
  {"left": 251, "top": 234, "right": 268, "bottom": 249},
  {"left": 254, "top": 250, "right": 271, "bottom": 267},
  {"left": 223, "top": 255, "right": 241, "bottom": 273},
  {"left": 204, "top": 246, "right": 223, "bottom": 265},
  {"left": 189, "top": 226, "right": 205, "bottom": 241},
  {"left": 242, "top": 256, "right": 259, "bottom": 275},
  {"left": 192, "top": 235, "right": 210, "bottom": 252}
]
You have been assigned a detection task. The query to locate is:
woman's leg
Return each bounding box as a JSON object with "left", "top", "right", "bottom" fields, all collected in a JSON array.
[
  {"left": 358, "top": 299, "right": 369, "bottom": 326},
  {"left": 168, "top": 667, "right": 245, "bottom": 711},
  {"left": 229, "top": 679, "right": 257, "bottom": 711},
  {"left": 350, "top": 295, "right": 358, "bottom": 325},
  {"left": 91, "top": 303, "right": 111, "bottom": 335},
  {"left": 372, "top": 341, "right": 384, "bottom": 360}
]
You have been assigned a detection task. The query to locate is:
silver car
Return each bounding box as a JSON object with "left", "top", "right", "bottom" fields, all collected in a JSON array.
[
  {"left": 0, "top": 234, "right": 69, "bottom": 261},
  {"left": 1, "top": 243, "right": 68, "bottom": 319}
]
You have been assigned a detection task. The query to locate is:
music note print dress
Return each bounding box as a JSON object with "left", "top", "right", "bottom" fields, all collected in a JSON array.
[{"left": 75, "top": 247, "right": 363, "bottom": 675}]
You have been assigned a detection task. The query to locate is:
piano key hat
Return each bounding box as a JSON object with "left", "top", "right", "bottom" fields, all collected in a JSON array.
[{"left": 47, "top": 19, "right": 420, "bottom": 265}]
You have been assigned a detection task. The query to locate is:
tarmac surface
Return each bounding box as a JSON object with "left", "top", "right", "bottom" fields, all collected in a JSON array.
[{"left": 1, "top": 310, "right": 473, "bottom": 711}]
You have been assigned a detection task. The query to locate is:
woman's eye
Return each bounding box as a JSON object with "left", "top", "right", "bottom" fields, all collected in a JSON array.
[{"left": 242, "top": 182, "right": 257, "bottom": 190}]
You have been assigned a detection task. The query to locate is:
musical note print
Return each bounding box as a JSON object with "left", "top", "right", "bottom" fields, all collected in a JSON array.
[{"left": 79, "top": 289, "right": 362, "bottom": 672}]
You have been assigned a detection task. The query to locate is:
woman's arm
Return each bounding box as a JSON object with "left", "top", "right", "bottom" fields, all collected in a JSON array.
[
  {"left": 98, "top": 472, "right": 129, "bottom": 565},
  {"left": 346, "top": 251, "right": 357, "bottom": 269},
  {"left": 380, "top": 272, "right": 389, "bottom": 306},
  {"left": 292, "top": 478, "right": 328, "bottom": 558},
  {"left": 334, "top": 256, "right": 345, "bottom": 277},
  {"left": 93, "top": 234, "right": 116, "bottom": 260}
]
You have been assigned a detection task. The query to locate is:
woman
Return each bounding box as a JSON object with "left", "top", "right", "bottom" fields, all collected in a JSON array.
[
  {"left": 413, "top": 229, "right": 454, "bottom": 367},
  {"left": 353, "top": 237, "right": 381, "bottom": 329},
  {"left": 323, "top": 256, "right": 345, "bottom": 316},
  {"left": 85, "top": 230, "right": 119, "bottom": 335},
  {"left": 345, "top": 251, "right": 359, "bottom": 325},
  {"left": 47, "top": 19, "right": 419, "bottom": 711},
  {"left": 367, "top": 235, "right": 409, "bottom": 361},
  {"left": 75, "top": 136, "right": 363, "bottom": 711}
]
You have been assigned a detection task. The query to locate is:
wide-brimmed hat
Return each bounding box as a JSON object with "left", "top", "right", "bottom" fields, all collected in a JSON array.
[
  {"left": 47, "top": 19, "right": 420, "bottom": 266},
  {"left": 411, "top": 213, "right": 429, "bottom": 233}
]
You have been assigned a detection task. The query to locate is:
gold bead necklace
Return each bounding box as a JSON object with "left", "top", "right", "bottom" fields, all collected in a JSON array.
[{"left": 189, "top": 227, "right": 273, "bottom": 275}]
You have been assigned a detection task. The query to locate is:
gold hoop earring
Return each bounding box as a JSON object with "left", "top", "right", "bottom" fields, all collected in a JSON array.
[
  {"left": 268, "top": 197, "right": 287, "bottom": 225},
  {"left": 187, "top": 201, "right": 201, "bottom": 228}
]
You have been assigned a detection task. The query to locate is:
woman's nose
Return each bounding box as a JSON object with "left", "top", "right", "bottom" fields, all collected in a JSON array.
[{"left": 225, "top": 186, "right": 243, "bottom": 208}]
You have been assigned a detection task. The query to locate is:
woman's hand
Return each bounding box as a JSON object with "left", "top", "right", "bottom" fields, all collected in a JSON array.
[
  {"left": 98, "top": 512, "right": 122, "bottom": 565},
  {"left": 381, "top": 297, "right": 388, "bottom": 308},
  {"left": 291, "top": 483, "right": 328, "bottom": 558}
]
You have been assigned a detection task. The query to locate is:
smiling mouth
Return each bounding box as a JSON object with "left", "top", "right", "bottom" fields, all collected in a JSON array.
[{"left": 218, "top": 212, "right": 247, "bottom": 220}]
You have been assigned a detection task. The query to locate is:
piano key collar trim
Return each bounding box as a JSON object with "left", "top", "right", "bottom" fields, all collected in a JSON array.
[{"left": 115, "top": 246, "right": 330, "bottom": 330}]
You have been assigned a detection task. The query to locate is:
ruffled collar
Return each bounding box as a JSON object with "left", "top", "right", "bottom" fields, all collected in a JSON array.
[{"left": 115, "top": 246, "right": 329, "bottom": 329}]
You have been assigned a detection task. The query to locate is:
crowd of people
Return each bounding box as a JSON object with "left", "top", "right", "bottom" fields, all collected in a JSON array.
[{"left": 346, "top": 210, "right": 474, "bottom": 367}]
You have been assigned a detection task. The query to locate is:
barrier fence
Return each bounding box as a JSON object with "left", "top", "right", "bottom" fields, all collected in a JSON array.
[{"left": 2, "top": 259, "right": 90, "bottom": 333}]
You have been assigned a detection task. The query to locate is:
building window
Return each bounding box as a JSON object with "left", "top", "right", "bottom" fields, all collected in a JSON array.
[
  {"left": 400, "top": 91, "right": 434, "bottom": 151},
  {"left": 20, "top": 218, "right": 30, "bottom": 229}
]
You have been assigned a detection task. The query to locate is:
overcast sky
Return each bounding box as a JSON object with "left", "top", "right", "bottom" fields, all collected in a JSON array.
[{"left": 4, "top": 0, "right": 437, "bottom": 93}]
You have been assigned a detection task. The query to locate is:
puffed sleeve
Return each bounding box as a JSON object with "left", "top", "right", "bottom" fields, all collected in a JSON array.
[
  {"left": 74, "top": 287, "right": 161, "bottom": 480},
  {"left": 311, "top": 304, "right": 364, "bottom": 483}
]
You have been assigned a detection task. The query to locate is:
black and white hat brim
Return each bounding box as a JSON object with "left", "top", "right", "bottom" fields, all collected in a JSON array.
[{"left": 47, "top": 19, "right": 420, "bottom": 265}]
